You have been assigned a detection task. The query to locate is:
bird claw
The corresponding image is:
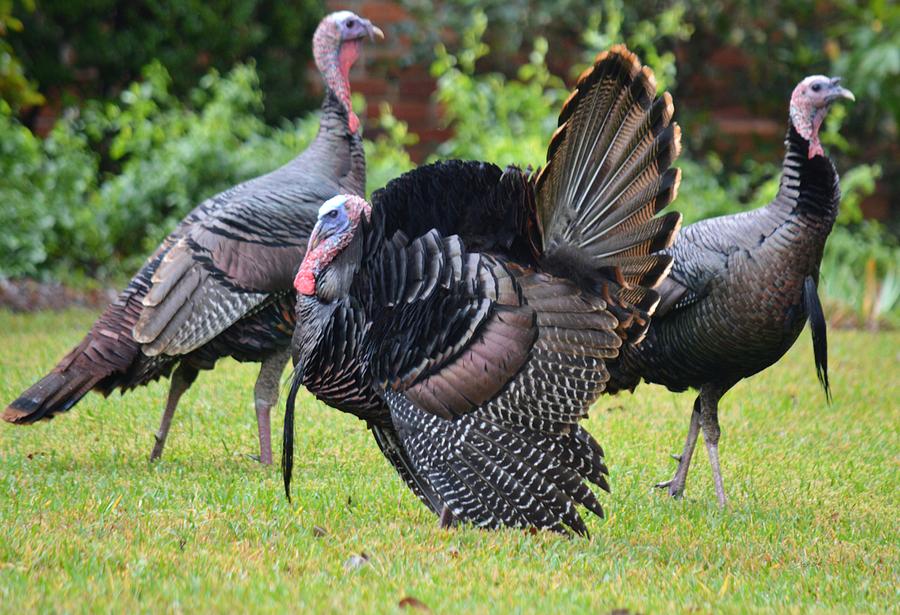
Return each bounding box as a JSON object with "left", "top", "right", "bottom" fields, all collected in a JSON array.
[{"left": 654, "top": 473, "right": 687, "bottom": 498}]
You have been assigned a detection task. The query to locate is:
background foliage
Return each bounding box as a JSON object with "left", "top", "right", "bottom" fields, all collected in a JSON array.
[
  {"left": 0, "top": 63, "right": 412, "bottom": 281},
  {"left": 404, "top": 0, "right": 898, "bottom": 184},
  {"left": 4, "top": 0, "right": 324, "bottom": 121},
  {"left": 0, "top": 0, "right": 896, "bottom": 326}
]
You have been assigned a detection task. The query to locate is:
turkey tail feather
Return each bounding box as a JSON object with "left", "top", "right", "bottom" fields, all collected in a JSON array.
[
  {"left": 804, "top": 275, "right": 831, "bottom": 403},
  {"left": 535, "top": 45, "right": 682, "bottom": 293},
  {"left": 3, "top": 368, "right": 102, "bottom": 424},
  {"left": 282, "top": 363, "right": 303, "bottom": 501}
]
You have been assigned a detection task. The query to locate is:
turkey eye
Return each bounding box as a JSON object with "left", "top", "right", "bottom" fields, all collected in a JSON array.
[
  {"left": 345, "top": 19, "right": 356, "bottom": 29},
  {"left": 811, "top": 83, "right": 822, "bottom": 92},
  {"left": 327, "top": 210, "right": 339, "bottom": 219}
]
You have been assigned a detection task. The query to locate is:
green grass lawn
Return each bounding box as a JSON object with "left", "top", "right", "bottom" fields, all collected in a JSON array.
[{"left": 0, "top": 309, "right": 897, "bottom": 613}]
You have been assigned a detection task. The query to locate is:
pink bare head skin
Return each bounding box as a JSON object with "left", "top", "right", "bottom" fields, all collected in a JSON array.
[
  {"left": 312, "top": 11, "right": 384, "bottom": 134},
  {"left": 294, "top": 195, "right": 372, "bottom": 296},
  {"left": 789, "top": 75, "right": 855, "bottom": 159}
]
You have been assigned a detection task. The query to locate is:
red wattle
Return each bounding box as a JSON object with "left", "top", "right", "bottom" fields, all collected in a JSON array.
[
  {"left": 339, "top": 40, "right": 360, "bottom": 79},
  {"left": 349, "top": 112, "right": 360, "bottom": 133},
  {"left": 294, "top": 268, "right": 316, "bottom": 296}
]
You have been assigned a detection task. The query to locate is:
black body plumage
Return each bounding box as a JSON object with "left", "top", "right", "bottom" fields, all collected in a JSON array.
[
  {"left": 608, "top": 125, "right": 839, "bottom": 395},
  {"left": 606, "top": 120, "right": 842, "bottom": 506}
]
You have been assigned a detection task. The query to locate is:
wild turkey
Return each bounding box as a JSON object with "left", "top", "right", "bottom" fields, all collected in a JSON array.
[
  {"left": 283, "top": 46, "right": 683, "bottom": 534},
  {"left": 607, "top": 75, "right": 854, "bottom": 507},
  {"left": 3, "top": 11, "right": 383, "bottom": 465}
]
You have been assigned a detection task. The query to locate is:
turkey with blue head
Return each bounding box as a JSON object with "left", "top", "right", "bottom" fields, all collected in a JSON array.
[
  {"left": 3, "top": 12, "right": 383, "bottom": 466},
  {"left": 284, "top": 46, "right": 683, "bottom": 534}
]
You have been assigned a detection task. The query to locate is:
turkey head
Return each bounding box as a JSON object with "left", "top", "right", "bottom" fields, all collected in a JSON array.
[
  {"left": 294, "top": 194, "right": 371, "bottom": 302},
  {"left": 314, "top": 11, "right": 384, "bottom": 134},
  {"left": 789, "top": 75, "right": 855, "bottom": 159}
]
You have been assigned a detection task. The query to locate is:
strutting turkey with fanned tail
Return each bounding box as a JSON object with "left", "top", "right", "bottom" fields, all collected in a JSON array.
[
  {"left": 606, "top": 75, "right": 855, "bottom": 507},
  {"left": 284, "top": 46, "right": 683, "bottom": 534},
  {"left": 3, "top": 12, "right": 383, "bottom": 465}
]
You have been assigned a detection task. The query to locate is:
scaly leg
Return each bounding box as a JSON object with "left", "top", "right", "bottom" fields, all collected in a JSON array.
[
  {"left": 655, "top": 396, "right": 701, "bottom": 498},
  {"left": 253, "top": 347, "right": 290, "bottom": 465},
  {"left": 150, "top": 363, "right": 199, "bottom": 462},
  {"left": 698, "top": 384, "right": 727, "bottom": 508}
]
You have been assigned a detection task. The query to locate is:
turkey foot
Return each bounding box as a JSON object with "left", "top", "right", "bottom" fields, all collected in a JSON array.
[
  {"left": 654, "top": 454, "right": 691, "bottom": 498},
  {"left": 654, "top": 398, "right": 701, "bottom": 498}
]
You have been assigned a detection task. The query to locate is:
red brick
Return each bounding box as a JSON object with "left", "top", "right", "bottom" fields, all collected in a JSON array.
[
  {"left": 354, "top": 77, "right": 390, "bottom": 97},
  {"left": 708, "top": 45, "right": 751, "bottom": 70},
  {"left": 358, "top": 1, "right": 410, "bottom": 23},
  {"left": 390, "top": 101, "right": 432, "bottom": 123},
  {"left": 713, "top": 115, "right": 781, "bottom": 138},
  {"left": 860, "top": 191, "right": 889, "bottom": 221},
  {"left": 415, "top": 128, "right": 453, "bottom": 143},
  {"left": 326, "top": 0, "right": 362, "bottom": 11},
  {"left": 397, "top": 77, "right": 436, "bottom": 98},
  {"left": 404, "top": 120, "right": 435, "bottom": 135},
  {"left": 408, "top": 143, "right": 437, "bottom": 163}
]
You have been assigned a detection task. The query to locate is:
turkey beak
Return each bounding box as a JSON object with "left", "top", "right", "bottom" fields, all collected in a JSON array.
[
  {"left": 306, "top": 224, "right": 324, "bottom": 254},
  {"left": 827, "top": 77, "right": 855, "bottom": 103},
  {"left": 365, "top": 20, "right": 384, "bottom": 41}
]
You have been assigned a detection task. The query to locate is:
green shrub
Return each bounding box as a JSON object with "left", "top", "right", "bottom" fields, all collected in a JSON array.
[
  {"left": 6, "top": 0, "right": 324, "bottom": 122},
  {"left": 0, "top": 62, "right": 412, "bottom": 280},
  {"left": 0, "top": 0, "right": 44, "bottom": 112},
  {"left": 430, "top": 13, "right": 565, "bottom": 169},
  {"left": 363, "top": 101, "right": 416, "bottom": 197},
  {"left": 0, "top": 100, "right": 98, "bottom": 278}
]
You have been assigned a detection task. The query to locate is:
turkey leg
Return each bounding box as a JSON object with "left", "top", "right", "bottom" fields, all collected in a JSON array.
[
  {"left": 253, "top": 347, "right": 290, "bottom": 465},
  {"left": 699, "top": 385, "right": 727, "bottom": 508},
  {"left": 150, "top": 363, "right": 199, "bottom": 462},
  {"left": 655, "top": 396, "right": 701, "bottom": 497}
]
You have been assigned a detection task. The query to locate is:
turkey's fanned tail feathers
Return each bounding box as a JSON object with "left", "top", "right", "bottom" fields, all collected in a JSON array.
[
  {"left": 3, "top": 265, "right": 155, "bottom": 424},
  {"left": 534, "top": 45, "right": 682, "bottom": 315}
]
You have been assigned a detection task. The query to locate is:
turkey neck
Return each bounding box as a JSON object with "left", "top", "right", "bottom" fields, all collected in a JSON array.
[
  {"left": 293, "top": 33, "right": 366, "bottom": 197},
  {"left": 767, "top": 123, "right": 840, "bottom": 238},
  {"left": 292, "top": 295, "right": 337, "bottom": 375},
  {"left": 307, "top": 88, "right": 366, "bottom": 196}
]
